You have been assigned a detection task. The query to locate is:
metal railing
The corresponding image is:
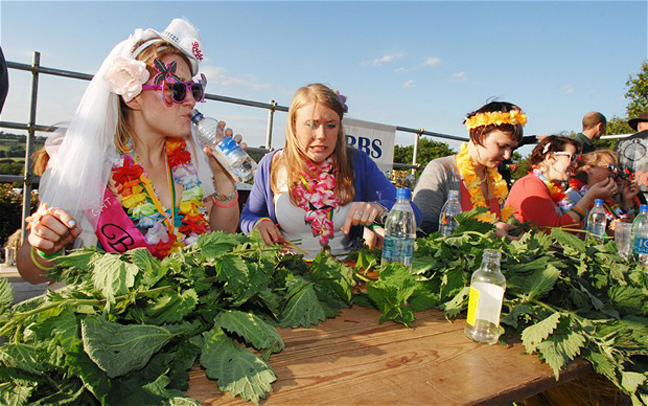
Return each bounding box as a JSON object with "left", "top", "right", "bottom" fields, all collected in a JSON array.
[{"left": 1, "top": 51, "right": 468, "bottom": 239}]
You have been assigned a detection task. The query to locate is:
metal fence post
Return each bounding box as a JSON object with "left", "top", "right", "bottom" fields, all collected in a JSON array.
[
  {"left": 21, "top": 51, "right": 40, "bottom": 243},
  {"left": 411, "top": 129, "right": 422, "bottom": 175},
  {"left": 265, "top": 100, "right": 276, "bottom": 150}
]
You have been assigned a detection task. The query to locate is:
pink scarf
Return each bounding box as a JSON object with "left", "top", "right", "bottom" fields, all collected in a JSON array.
[{"left": 291, "top": 158, "right": 341, "bottom": 246}]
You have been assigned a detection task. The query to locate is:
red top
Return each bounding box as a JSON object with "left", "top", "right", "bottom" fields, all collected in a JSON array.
[
  {"left": 459, "top": 180, "right": 501, "bottom": 218},
  {"left": 505, "top": 173, "right": 581, "bottom": 231}
]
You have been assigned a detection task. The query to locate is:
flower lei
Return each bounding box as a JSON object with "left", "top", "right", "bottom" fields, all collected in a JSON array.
[
  {"left": 464, "top": 110, "right": 528, "bottom": 131},
  {"left": 532, "top": 169, "right": 567, "bottom": 206},
  {"left": 456, "top": 143, "right": 512, "bottom": 223},
  {"left": 111, "top": 138, "right": 210, "bottom": 258},
  {"left": 291, "top": 157, "right": 341, "bottom": 246}
]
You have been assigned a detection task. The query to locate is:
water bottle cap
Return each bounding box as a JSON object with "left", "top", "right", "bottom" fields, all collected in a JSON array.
[
  {"left": 396, "top": 188, "right": 411, "bottom": 199},
  {"left": 190, "top": 109, "right": 203, "bottom": 122},
  {"left": 641, "top": 204, "right": 648, "bottom": 212},
  {"left": 448, "top": 189, "right": 459, "bottom": 197},
  {"left": 594, "top": 199, "right": 604, "bottom": 205}
]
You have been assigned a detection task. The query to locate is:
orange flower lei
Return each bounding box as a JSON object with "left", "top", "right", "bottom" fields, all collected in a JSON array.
[{"left": 456, "top": 143, "right": 513, "bottom": 223}]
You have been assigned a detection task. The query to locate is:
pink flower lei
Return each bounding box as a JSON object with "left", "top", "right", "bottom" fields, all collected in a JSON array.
[{"left": 291, "top": 157, "right": 341, "bottom": 246}]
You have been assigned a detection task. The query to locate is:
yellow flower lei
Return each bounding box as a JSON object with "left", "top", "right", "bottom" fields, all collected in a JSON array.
[
  {"left": 464, "top": 110, "right": 528, "bottom": 131},
  {"left": 456, "top": 143, "right": 513, "bottom": 223}
]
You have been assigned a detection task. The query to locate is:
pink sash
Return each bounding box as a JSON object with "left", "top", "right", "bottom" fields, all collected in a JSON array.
[{"left": 86, "top": 188, "right": 159, "bottom": 257}]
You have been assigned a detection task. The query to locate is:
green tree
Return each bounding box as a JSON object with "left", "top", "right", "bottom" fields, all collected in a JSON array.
[
  {"left": 624, "top": 60, "right": 648, "bottom": 118},
  {"left": 393, "top": 137, "right": 455, "bottom": 174}
]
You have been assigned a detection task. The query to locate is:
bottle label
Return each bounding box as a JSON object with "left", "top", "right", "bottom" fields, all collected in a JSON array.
[
  {"left": 381, "top": 236, "right": 414, "bottom": 266},
  {"left": 466, "top": 282, "right": 504, "bottom": 327},
  {"left": 634, "top": 237, "right": 648, "bottom": 254},
  {"left": 216, "top": 137, "right": 245, "bottom": 161}
]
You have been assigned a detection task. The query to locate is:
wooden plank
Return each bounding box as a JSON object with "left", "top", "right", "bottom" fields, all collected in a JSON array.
[{"left": 186, "top": 306, "right": 590, "bottom": 405}]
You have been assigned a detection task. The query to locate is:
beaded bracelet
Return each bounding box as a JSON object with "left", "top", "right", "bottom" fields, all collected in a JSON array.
[
  {"left": 212, "top": 191, "right": 239, "bottom": 208},
  {"left": 213, "top": 189, "right": 238, "bottom": 202},
  {"left": 30, "top": 246, "right": 54, "bottom": 272}
]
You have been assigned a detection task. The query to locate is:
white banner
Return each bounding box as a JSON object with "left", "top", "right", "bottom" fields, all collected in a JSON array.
[{"left": 343, "top": 118, "right": 396, "bottom": 172}]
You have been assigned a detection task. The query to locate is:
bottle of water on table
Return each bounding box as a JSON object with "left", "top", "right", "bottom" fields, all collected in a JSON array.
[
  {"left": 439, "top": 189, "right": 461, "bottom": 237},
  {"left": 632, "top": 204, "right": 648, "bottom": 266},
  {"left": 191, "top": 109, "right": 257, "bottom": 182},
  {"left": 586, "top": 199, "right": 607, "bottom": 243},
  {"left": 381, "top": 188, "right": 416, "bottom": 267},
  {"left": 465, "top": 249, "right": 506, "bottom": 344}
]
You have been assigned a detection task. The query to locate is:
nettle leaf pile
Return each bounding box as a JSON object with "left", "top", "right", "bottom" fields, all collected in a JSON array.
[
  {"left": 355, "top": 208, "right": 648, "bottom": 405},
  {"left": 0, "top": 231, "right": 354, "bottom": 405}
]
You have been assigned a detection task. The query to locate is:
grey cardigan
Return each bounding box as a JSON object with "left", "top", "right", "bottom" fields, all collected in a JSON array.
[{"left": 412, "top": 155, "right": 461, "bottom": 235}]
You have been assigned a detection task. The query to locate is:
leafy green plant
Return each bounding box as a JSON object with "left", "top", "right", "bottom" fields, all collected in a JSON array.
[
  {"left": 0, "top": 231, "right": 354, "bottom": 404},
  {"left": 359, "top": 208, "right": 648, "bottom": 404}
]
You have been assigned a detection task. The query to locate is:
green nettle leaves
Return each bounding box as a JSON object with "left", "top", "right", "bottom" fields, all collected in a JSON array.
[
  {"left": 200, "top": 328, "right": 276, "bottom": 404},
  {"left": 0, "top": 232, "right": 355, "bottom": 404},
  {"left": 1, "top": 215, "right": 647, "bottom": 404},
  {"left": 81, "top": 316, "right": 175, "bottom": 378}
]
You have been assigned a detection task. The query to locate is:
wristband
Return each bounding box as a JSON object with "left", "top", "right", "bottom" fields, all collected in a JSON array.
[
  {"left": 37, "top": 248, "right": 64, "bottom": 260},
  {"left": 255, "top": 218, "right": 274, "bottom": 228},
  {"left": 30, "top": 246, "right": 54, "bottom": 271},
  {"left": 570, "top": 206, "right": 586, "bottom": 221}
]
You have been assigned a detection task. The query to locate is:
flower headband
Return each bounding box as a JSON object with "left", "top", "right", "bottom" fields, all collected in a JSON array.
[
  {"left": 464, "top": 110, "right": 528, "bottom": 131},
  {"left": 335, "top": 90, "right": 348, "bottom": 113}
]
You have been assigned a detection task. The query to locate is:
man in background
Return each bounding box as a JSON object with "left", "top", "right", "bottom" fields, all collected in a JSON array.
[{"left": 574, "top": 111, "right": 607, "bottom": 153}]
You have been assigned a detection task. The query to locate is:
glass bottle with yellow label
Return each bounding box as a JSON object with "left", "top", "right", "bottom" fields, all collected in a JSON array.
[{"left": 464, "top": 249, "right": 506, "bottom": 344}]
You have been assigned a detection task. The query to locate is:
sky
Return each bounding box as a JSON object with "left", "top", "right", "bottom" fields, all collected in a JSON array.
[{"left": 1, "top": 1, "right": 647, "bottom": 157}]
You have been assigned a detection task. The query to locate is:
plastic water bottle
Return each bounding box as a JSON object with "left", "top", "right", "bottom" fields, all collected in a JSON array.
[
  {"left": 439, "top": 189, "right": 461, "bottom": 237},
  {"left": 586, "top": 199, "right": 607, "bottom": 243},
  {"left": 465, "top": 249, "right": 506, "bottom": 344},
  {"left": 191, "top": 109, "right": 257, "bottom": 182},
  {"left": 381, "top": 188, "right": 417, "bottom": 267},
  {"left": 632, "top": 204, "right": 648, "bottom": 266}
]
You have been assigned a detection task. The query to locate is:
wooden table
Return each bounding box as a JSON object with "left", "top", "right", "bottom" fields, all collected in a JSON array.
[{"left": 186, "top": 306, "right": 591, "bottom": 405}]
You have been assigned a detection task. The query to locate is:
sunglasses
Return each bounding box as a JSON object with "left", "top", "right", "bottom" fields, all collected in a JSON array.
[
  {"left": 142, "top": 74, "right": 206, "bottom": 104},
  {"left": 608, "top": 163, "right": 632, "bottom": 180},
  {"left": 553, "top": 151, "right": 580, "bottom": 163}
]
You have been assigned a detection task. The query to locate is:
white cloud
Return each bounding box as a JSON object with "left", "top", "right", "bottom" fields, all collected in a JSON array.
[
  {"left": 394, "top": 67, "right": 410, "bottom": 74},
  {"left": 201, "top": 66, "right": 271, "bottom": 90},
  {"left": 452, "top": 71, "right": 467, "bottom": 81},
  {"left": 421, "top": 57, "right": 441, "bottom": 67},
  {"left": 362, "top": 52, "right": 403, "bottom": 67},
  {"left": 402, "top": 80, "right": 416, "bottom": 88},
  {"left": 562, "top": 84, "right": 575, "bottom": 94}
]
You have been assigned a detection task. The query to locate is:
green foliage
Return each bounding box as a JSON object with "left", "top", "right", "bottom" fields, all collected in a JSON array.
[
  {"left": 0, "top": 184, "right": 38, "bottom": 248},
  {"left": 359, "top": 215, "right": 648, "bottom": 403},
  {"left": 0, "top": 232, "right": 355, "bottom": 404},
  {"left": 625, "top": 60, "right": 648, "bottom": 118},
  {"left": 393, "top": 138, "right": 455, "bottom": 176}
]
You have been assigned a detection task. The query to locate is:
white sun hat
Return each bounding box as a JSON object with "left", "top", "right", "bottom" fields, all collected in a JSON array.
[{"left": 133, "top": 18, "right": 204, "bottom": 76}]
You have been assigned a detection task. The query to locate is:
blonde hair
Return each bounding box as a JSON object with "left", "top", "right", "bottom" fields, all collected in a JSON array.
[
  {"left": 576, "top": 150, "right": 617, "bottom": 171},
  {"left": 271, "top": 83, "right": 355, "bottom": 205},
  {"left": 114, "top": 41, "right": 189, "bottom": 153}
]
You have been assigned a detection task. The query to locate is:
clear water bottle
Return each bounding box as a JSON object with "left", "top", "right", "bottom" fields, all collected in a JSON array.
[
  {"left": 439, "top": 189, "right": 461, "bottom": 237},
  {"left": 381, "top": 188, "right": 417, "bottom": 267},
  {"left": 632, "top": 204, "right": 648, "bottom": 266},
  {"left": 586, "top": 199, "right": 607, "bottom": 243},
  {"left": 465, "top": 249, "right": 506, "bottom": 344},
  {"left": 191, "top": 109, "right": 257, "bottom": 182}
]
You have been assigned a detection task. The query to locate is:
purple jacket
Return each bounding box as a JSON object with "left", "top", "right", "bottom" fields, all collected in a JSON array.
[{"left": 240, "top": 149, "right": 422, "bottom": 238}]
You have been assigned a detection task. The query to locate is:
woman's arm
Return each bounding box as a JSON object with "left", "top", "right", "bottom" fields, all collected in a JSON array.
[
  {"left": 412, "top": 158, "right": 451, "bottom": 234},
  {"left": 207, "top": 170, "right": 239, "bottom": 233},
  {"left": 240, "top": 152, "right": 274, "bottom": 234}
]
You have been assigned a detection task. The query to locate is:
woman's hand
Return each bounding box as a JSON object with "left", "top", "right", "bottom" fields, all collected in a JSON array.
[
  {"left": 494, "top": 221, "right": 521, "bottom": 241},
  {"left": 27, "top": 206, "right": 81, "bottom": 253},
  {"left": 203, "top": 123, "right": 247, "bottom": 177},
  {"left": 585, "top": 177, "right": 618, "bottom": 201},
  {"left": 342, "top": 202, "right": 386, "bottom": 235},
  {"left": 363, "top": 226, "right": 385, "bottom": 249},
  {"left": 621, "top": 179, "right": 640, "bottom": 208},
  {"left": 254, "top": 219, "right": 284, "bottom": 245}
]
